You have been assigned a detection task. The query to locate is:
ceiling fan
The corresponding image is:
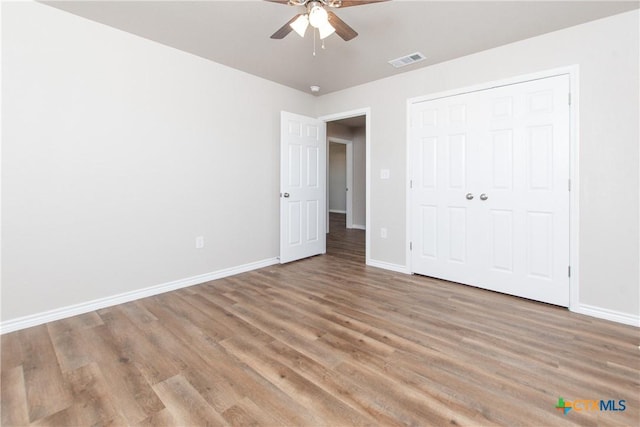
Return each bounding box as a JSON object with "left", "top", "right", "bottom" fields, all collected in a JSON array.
[{"left": 267, "top": 0, "right": 388, "bottom": 42}]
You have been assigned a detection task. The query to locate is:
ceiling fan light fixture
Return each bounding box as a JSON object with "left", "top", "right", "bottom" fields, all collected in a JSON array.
[
  {"left": 318, "top": 21, "right": 335, "bottom": 39},
  {"left": 290, "top": 14, "right": 309, "bottom": 37},
  {"left": 308, "top": 4, "right": 328, "bottom": 28}
]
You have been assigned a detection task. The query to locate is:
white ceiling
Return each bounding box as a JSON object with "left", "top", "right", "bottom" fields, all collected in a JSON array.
[{"left": 43, "top": 0, "right": 639, "bottom": 95}]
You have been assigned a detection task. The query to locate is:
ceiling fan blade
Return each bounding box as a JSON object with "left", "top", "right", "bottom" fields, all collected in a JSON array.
[
  {"left": 327, "top": 11, "right": 358, "bottom": 41},
  {"left": 270, "top": 14, "right": 301, "bottom": 39},
  {"left": 339, "top": 0, "right": 389, "bottom": 8},
  {"left": 264, "top": 0, "right": 291, "bottom": 5}
]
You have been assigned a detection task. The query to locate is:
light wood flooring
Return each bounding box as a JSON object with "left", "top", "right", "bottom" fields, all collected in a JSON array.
[{"left": 2, "top": 213, "right": 639, "bottom": 426}]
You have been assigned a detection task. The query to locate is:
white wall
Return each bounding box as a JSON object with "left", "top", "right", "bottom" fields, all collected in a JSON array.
[
  {"left": 1, "top": 2, "right": 315, "bottom": 322},
  {"left": 317, "top": 10, "right": 640, "bottom": 320},
  {"left": 328, "top": 142, "right": 347, "bottom": 212}
]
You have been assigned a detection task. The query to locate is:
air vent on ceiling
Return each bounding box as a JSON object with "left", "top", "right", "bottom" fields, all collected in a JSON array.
[{"left": 388, "top": 52, "right": 426, "bottom": 68}]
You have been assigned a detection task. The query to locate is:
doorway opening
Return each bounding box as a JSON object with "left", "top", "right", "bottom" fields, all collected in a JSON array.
[{"left": 324, "top": 114, "right": 367, "bottom": 262}]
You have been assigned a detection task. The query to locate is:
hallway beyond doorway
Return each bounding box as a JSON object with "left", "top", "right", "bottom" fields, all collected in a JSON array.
[{"left": 327, "top": 212, "right": 364, "bottom": 263}]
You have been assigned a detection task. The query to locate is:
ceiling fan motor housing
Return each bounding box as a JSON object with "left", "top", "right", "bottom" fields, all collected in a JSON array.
[{"left": 288, "top": 0, "right": 343, "bottom": 8}]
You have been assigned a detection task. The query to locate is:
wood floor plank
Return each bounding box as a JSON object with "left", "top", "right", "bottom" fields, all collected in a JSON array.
[
  {"left": 220, "top": 397, "right": 283, "bottom": 427},
  {"left": 75, "top": 324, "right": 162, "bottom": 424},
  {"left": 1, "top": 213, "right": 638, "bottom": 426},
  {"left": 224, "top": 300, "right": 345, "bottom": 368},
  {"left": 46, "top": 312, "right": 104, "bottom": 336},
  {"left": 263, "top": 339, "right": 405, "bottom": 426},
  {"left": 118, "top": 300, "right": 159, "bottom": 325},
  {"left": 1, "top": 366, "right": 29, "bottom": 427},
  {"left": 152, "top": 375, "right": 228, "bottom": 427},
  {"left": 97, "top": 307, "right": 180, "bottom": 385},
  {"left": 0, "top": 332, "right": 25, "bottom": 371},
  {"left": 48, "top": 326, "right": 93, "bottom": 373},
  {"left": 153, "top": 289, "right": 236, "bottom": 342},
  {"left": 220, "top": 335, "right": 377, "bottom": 426},
  {"left": 30, "top": 362, "right": 119, "bottom": 426},
  {"left": 334, "top": 359, "right": 476, "bottom": 426},
  {"left": 134, "top": 298, "right": 247, "bottom": 413},
  {"left": 134, "top": 408, "right": 177, "bottom": 427},
  {"left": 20, "top": 325, "right": 73, "bottom": 423}
]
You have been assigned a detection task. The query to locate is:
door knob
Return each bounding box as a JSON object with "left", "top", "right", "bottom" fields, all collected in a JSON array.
[
  {"left": 480, "top": 193, "right": 488, "bottom": 201},
  {"left": 466, "top": 193, "right": 474, "bottom": 200},
  {"left": 283, "top": 193, "right": 290, "bottom": 198}
]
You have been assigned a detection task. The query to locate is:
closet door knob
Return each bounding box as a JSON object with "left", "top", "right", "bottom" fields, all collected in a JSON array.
[
  {"left": 480, "top": 193, "right": 488, "bottom": 201},
  {"left": 466, "top": 193, "right": 474, "bottom": 200}
]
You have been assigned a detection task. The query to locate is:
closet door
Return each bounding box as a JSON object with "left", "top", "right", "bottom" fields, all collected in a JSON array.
[
  {"left": 410, "top": 75, "right": 570, "bottom": 306},
  {"left": 410, "top": 90, "right": 485, "bottom": 286}
]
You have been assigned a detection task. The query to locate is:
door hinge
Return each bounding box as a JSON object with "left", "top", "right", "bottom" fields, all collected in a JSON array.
[
  {"left": 410, "top": 180, "right": 413, "bottom": 189},
  {"left": 568, "top": 266, "right": 571, "bottom": 277},
  {"left": 409, "top": 242, "right": 413, "bottom": 251},
  {"left": 568, "top": 93, "right": 572, "bottom": 106},
  {"left": 568, "top": 179, "right": 571, "bottom": 191}
]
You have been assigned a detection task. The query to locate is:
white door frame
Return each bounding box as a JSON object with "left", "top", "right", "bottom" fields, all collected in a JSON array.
[
  {"left": 320, "top": 108, "right": 371, "bottom": 264},
  {"left": 406, "top": 66, "right": 580, "bottom": 311},
  {"left": 327, "top": 137, "right": 353, "bottom": 230}
]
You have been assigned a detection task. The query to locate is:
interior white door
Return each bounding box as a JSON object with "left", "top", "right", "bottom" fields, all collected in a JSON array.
[
  {"left": 410, "top": 90, "right": 485, "bottom": 286},
  {"left": 410, "top": 74, "right": 571, "bottom": 306},
  {"left": 280, "top": 111, "right": 327, "bottom": 264}
]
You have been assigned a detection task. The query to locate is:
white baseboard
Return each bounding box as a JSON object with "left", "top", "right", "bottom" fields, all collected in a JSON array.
[
  {"left": 0, "top": 257, "right": 279, "bottom": 334},
  {"left": 329, "top": 209, "right": 347, "bottom": 214},
  {"left": 366, "top": 259, "right": 411, "bottom": 274},
  {"left": 351, "top": 224, "right": 366, "bottom": 230},
  {"left": 571, "top": 303, "right": 640, "bottom": 327}
]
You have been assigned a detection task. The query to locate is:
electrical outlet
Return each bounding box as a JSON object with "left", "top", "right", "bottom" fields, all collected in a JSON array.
[
  {"left": 195, "top": 236, "right": 204, "bottom": 249},
  {"left": 380, "top": 169, "right": 390, "bottom": 179},
  {"left": 380, "top": 228, "right": 388, "bottom": 239}
]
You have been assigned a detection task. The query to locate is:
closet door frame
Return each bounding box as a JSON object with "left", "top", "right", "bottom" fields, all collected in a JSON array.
[{"left": 405, "top": 65, "right": 580, "bottom": 311}]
